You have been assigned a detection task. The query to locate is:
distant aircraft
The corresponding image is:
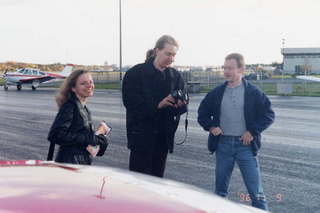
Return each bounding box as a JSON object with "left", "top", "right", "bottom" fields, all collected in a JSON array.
[
  {"left": 296, "top": 75, "right": 320, "bottom": 82},
  {"left": 2, "top": 64, "right": 73, "bottom": 91}
]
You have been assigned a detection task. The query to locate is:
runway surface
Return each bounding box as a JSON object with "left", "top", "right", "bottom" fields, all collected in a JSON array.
[{"left": 0, "top": 88, "right": 319, "bottom": 213}]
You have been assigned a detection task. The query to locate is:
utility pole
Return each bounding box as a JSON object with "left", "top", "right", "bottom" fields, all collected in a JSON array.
[
  {"left": 281, "top": 38, "right": 285, "bottom": 81},
  {"left": 119, "top": 0, "right": 123, "bottom": 88}
]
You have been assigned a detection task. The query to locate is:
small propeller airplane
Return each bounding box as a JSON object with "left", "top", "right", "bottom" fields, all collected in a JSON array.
[{"left": 2, "top": 64, "right": 74, "bottom": 91}]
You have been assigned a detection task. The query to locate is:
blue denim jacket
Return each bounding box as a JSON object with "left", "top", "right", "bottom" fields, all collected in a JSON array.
[{"left": 197, "top": 79, "right": 275, "bottom": 155}]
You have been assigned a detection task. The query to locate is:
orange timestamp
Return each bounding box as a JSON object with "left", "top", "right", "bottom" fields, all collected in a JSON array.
[{"left": 237, "top": 192, "right": 284, "bottom": 202}]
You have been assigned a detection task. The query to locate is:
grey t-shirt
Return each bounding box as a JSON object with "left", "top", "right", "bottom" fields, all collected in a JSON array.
[{"left": 220, "top": 83, "right": 246, "bottom": 136}]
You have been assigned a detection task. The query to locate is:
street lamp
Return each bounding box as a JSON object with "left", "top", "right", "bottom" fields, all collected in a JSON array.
[
  {"left": 119, "top": 0, "right": 123, "bottom": 88},
  {"left": 281, "top": 38, "right": 285, "bottom": 81}
]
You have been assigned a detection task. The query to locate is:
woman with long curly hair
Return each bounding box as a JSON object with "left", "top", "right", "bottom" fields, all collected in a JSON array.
[{"left": 47, "top": 69, "right": 110, "bottom": 165}]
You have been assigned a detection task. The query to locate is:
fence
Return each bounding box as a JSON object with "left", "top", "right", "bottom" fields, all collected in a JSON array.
[
  {"left": 181, "top": 71, "right": 320, "bottom": 96},
  {"left": 91, "top": 71, "right": 320, "bottom": 96},
  {"left": 1, "top": 70, "right": 319, "bottom": 96}
]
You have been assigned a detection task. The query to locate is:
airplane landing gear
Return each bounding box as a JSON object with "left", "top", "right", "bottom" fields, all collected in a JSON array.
[
  {"left": 17, "top": 84, "right": 22, "bottom": 91},
  {"left": 4, "top": 81, "right": 8, "bottom": 91},
  {"left": 32, "top": 80, "right": 39, "bottom": 91}
]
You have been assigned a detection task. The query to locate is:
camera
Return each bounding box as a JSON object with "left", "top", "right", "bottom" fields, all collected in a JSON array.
[
  {"left": 171, "top": 90, "right": 189, "bottom": 104},
  {"left": 101, "top": 121, "right": 112, "bottom": 136},
  {"left": 96, "top": 121, "right": 112, "bottom": 136}
]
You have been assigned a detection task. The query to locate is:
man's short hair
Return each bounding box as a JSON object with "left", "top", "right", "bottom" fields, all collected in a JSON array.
[{"left": 225, "top": 53, "right": 245, "bottom": 69}]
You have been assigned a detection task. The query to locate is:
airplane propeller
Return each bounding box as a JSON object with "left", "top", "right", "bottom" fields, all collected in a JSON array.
[{"left": 2, "top": 70, "right": 7, "bottom": 78}]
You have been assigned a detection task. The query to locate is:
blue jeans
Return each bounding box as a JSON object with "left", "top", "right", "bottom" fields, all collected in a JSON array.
[{"left": 215, "top": 135, "right": 268, "bottom": 210}]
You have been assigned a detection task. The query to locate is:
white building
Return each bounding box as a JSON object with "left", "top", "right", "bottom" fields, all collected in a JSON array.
[{"left": 282, "top": 48, "right": 320, "bottom": 74}]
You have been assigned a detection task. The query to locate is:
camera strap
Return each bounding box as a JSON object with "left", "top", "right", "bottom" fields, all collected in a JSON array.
[
  {"left": 168, "top": 69, "right": 188, "bottom": 145},
  {"left": 175, "top": 107, "right": 188, "bottom": 145}
]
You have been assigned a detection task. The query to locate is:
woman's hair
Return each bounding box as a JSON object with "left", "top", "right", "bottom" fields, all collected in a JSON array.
[
  {"left": 145, "top": 35, "right": 179, "bottom": 61},
  {"left": 55, "top": 69, "right": 90, "bottom": 107}
]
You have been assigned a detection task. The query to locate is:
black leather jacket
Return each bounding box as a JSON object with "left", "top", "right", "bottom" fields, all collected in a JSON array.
[
  {"left": 122, "top": 58, "right": 186, "bottom": 153},
  {"left": 48, "top": 94, "right": 108, "bottom": 165}
]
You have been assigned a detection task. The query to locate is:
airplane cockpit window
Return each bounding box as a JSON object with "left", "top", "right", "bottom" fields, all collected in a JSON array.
[
  {"left": 39, "top": 72, "right": 45, "bottom": 75},
  {"left": 25, "top": 70, "right": 32, "bottom": 75},
  {"left": 32, "top": 70, "right": 38, "bottom": 75},
  {"left": 21, "top": 69, "right": 28, "bottom": 75},
  {"left": 17, "top": 69, "right": 24, "bottom": 74}
]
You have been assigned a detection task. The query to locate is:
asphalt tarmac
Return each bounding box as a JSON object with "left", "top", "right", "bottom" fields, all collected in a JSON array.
[{"left": 0, "top": 87, "right": 319, "bottom": 213}]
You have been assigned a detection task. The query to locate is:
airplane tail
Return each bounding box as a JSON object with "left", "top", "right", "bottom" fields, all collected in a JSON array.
[{"left": 59, "top": 64, "right": 74, "bottom": 77}]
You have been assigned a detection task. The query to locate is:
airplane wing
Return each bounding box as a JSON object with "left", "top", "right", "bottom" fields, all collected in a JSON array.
[
  {"left": 19, "top": 76, "right": 55, "bottom": 84},
  {"left": 0, "top": 160, "right": 267, "bottom": 213},
  {"left": 296, "top": 75, "right": 320, "bottom": 82}
]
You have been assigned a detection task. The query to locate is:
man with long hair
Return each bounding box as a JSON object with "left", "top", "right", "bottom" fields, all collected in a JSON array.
[{"left": 122, "top": 35, "right": 187, "bottom": 177}]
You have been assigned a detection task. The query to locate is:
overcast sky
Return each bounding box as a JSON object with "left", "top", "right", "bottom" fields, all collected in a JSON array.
[{"left": 1, "top": 0, "right": 320, "bottom": 66}]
